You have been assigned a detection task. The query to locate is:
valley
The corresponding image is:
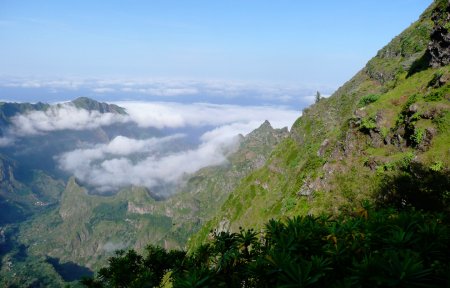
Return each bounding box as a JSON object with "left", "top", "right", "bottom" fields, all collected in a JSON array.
[{"left": 0, "top": 0, "right": 449, "bottom": 287}]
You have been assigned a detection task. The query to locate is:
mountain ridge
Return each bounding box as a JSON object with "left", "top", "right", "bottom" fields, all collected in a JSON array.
[
  {"left": 13, "top": 119, "right": 289, "bottom": 274},
  {"left": 189, "top": 0, "right": 450, "bottom": 248}
]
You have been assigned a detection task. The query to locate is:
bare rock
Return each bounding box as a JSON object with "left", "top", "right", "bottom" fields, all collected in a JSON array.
[
  {"left": 428, "top": 3, "right": 450, "bottom": 67},
  {"left": 317, "top": 139, "right": 330, "bottom": 157},
  {"left": 216, "top": 219, "right": 230, "bottom": 233},
  {"left": 408, "top": 103, "right": 419, "bottom": 114},
  {"left": 369, "top": 130, "right": 384, "bottom": 148}
]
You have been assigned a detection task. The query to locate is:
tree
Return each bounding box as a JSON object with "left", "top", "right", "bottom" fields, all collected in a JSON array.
[{"left": 315, "top": 91, "right": 321, "bottom": 103}]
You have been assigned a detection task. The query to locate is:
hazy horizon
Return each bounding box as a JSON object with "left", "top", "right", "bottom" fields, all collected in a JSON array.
[
  {"left": 1, "top": 0, "right": 432, "bottom": 104},
  {"left": 0, "top": 0, "right": 435, "bottom": 194}
]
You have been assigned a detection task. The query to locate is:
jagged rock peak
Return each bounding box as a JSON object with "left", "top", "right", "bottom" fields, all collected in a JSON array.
[
  {"left": 244, "top": 120, "right": 289, "bottom": 144},
  {"left": 260, "top": 119, "right": 272, "bottom": 128},
  {"left": 71, "top": 97, "right": 127, "bottom": 114}
]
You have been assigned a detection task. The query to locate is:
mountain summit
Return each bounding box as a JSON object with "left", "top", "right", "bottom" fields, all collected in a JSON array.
[{"left": 70, "top": 97, "right": 127, "bottom": 114}]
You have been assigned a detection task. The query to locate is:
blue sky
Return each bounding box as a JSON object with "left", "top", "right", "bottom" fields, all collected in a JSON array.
[{"left": 0, "top": 0, "right": 432, "bottom": 89}]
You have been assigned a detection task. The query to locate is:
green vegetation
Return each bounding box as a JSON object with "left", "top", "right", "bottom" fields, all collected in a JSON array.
[
  {"left": 358, "top": 94, "right": 380, "bottom": 107},
  {"left": 188, "top": 0, "right": 449, "bottom": 250},
  {"left": 359, "top": 117, "right": 377, "bottom": 132},
  {"left": 411, "top": 127, "right": 425, "bottom": 146},
  {"left": 7, "top": 121, "right": 288, "bottom": 282},
  {"left": 83, "top": 206, "right": 450, "bottom": 288},
  {"left": 3, "top": 1, "right": 450, "bottom": 285},
  {"left": 424, "top": 84, "right": 449, "bottom": 102}
]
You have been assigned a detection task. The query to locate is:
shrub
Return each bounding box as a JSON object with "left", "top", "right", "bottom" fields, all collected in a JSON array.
[
  {"left": 83, "top": 206, "right": 450, "bottom": 287},
  {"left": 410, "top": 127, "right": 425, "bottom": 146},
  {"left": 358, "top": 94, "right": 380, "bottom": 107},
  {"left": 430, "top": 161, "right": 443, "bottom": 172},
  {"left": 359, "top": 117, "right": 377, "bottom": 132},
  {"left": 424, "top": 85, "right": 449, "bottom": 102}
]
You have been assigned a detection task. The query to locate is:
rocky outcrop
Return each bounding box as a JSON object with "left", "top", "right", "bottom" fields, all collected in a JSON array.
[
  {"left": 127, "top": 201, "right": 155, "bottom": 214},
  {"left": 428, "top": 2, "right": 450, "bottom": 67}
]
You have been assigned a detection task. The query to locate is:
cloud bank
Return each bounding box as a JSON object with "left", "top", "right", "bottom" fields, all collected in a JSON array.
[
  {"left": 119, "top": 101, "right": 298, "bottom": 129},
  {"left": 0, "top": 76, "right": 335, "bottom": 108},
  {"left": 57, "top": 132, "right": 244, "bottom": 193},
  {"left": 6, "top": 101, "right": 298, "bottom": 136},
  {"left": 11, "top": 104, "right": 126, "bottom": 136},
  {"left": 3, "top": 100, "right": 299, "bottom": 194}
]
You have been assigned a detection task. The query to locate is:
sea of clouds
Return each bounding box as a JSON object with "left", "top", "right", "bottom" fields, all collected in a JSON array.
[{"left": 0, "top": 99, "right": 300, "bottom": 194}]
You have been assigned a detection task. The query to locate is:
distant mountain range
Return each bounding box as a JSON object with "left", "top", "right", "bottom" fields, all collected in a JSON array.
[
  {"left": 0, "top": 97, "right": 289, "bottom": 285},
  {"left": 1, "top": 0, "right": 449, "bottom": 286}
]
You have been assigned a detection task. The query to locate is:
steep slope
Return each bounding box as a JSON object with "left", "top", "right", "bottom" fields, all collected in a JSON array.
[
  {"left": 15, "top": 121, "right": 289, "bottom": 272},
  {"left": 162, "top": 121, "right": 289, "bottom": 245},
  {"left": 0, "top": 97, "right": 129, "bottom": 221},
  {"left": 190, "top": 0, "right": 450, "bottom": 248},
  {"left": 0, "top": 155, "right": 65, "bottom": 225},
  {"left": 19, "top": 178, "right": 172, "bottom": 270}
]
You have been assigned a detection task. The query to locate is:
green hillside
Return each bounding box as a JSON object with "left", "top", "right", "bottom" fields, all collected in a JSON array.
[
  {"left": 7, "top": 120, "right": 288, "bottom": 282},
  {"left": 189, "top": 0, "right": 450, "bottom": 248}
]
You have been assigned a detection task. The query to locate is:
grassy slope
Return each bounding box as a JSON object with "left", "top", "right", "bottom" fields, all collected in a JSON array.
[{"left": 189, "top": 1, "right": 449, "bottom": 249}]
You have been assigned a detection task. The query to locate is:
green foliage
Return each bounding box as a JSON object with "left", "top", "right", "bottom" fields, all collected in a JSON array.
[
  {"left": 377, "top": 163, "right": 450, "bottom": 212},
  {"left": 424, "top": 84, "right": 449, "bottom": 102},
  {"left": 429, "top": 161, "right": 443, "bottom": 172},
  {"left": 427, "top": 71, "right": 444, "bottom": 87},
  {"left": 84, "top": 207, "right": 450, "bottom": 288},
  {"left": 396, "top": 94, "right": 419, "bottom": 126},
  {"left": 380, "top": 126, "right": 389, "bottom": 138},
  {"left": 410, "top": 127, "right": 425, "bottom": 146},
  {"left": 359, "top": 117, "right": 377, "bottom": 132},
  {"left": 432, "top": 110, "right": 450, "bottom": 132},
  {"left": 358, "top": 94, "right": 380, "bottom": 107},
  {"left": 376, "top": 162, "right": 396, "bottom": 175},
  {"left": 91, "top": 203, "right": 127, "bottom": 224},
  {"left": 81, "top": 246, "right": 186, "bottom": 288},
  {"left": 397, "top": 152, "right": 415, "bottom": 170}
]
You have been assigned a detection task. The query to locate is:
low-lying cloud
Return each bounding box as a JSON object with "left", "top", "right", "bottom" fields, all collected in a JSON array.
[
  {"left": 120, "top": 101, "right": 298, "bottom": 129},
  {"left": 6, "top": 101, "right": 298, "bottom": 136},
  {"left": 11, "top": 104, "right": 126, "bottom": 136},
  {"left": 3, "top": 100, "right": 300, "bottom": 194},
  {"left": 57, "top": 132, "right": 243, "bottom": 193}
]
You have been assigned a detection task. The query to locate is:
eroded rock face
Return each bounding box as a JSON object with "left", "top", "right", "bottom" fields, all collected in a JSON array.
[{"left": 428, "top": 3, "right": 450, "bottom": 67}]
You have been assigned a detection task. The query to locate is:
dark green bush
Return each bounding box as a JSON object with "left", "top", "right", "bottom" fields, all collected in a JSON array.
[
  {"left": 358, "top": 94, "right": 380, "bottom": 107},
  {"left": 82, "top": 205, "right": 450, "bottom": 288}
]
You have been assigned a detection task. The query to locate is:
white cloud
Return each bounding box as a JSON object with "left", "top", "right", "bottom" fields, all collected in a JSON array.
[
  {"left": 118, "top": 101, "right": 299, "bottom": 130},
  {"left": 0, "top": 137, "right": 14, "bottom": 147},
  {"left": 93, "top": 87, "right": 115, "bottom": 93},
  {"left": 57, "top": 132, "right": 239, "bottom": 193},
  {"left": 118, "top": 87, "right": 199, "bottom": 97},
  {"left": 4, "top": 99, "right": 300, "bottom": 194},
  {"left": 6, "top": 100, "right": 299, "bottom": 138},
  {"left": 11, "top": 104, "right": 127, "bottom": 136},
  {"left": 54, "top": 101, "right": 299, "bottom": 193},
  {"left": 0, "top": 76, "right": 334, "bottom": 107}
]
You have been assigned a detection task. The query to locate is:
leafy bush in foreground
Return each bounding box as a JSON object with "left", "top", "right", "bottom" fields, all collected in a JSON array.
[{"left": 82, "top": 205, "right": 450, "bottom": 287}]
